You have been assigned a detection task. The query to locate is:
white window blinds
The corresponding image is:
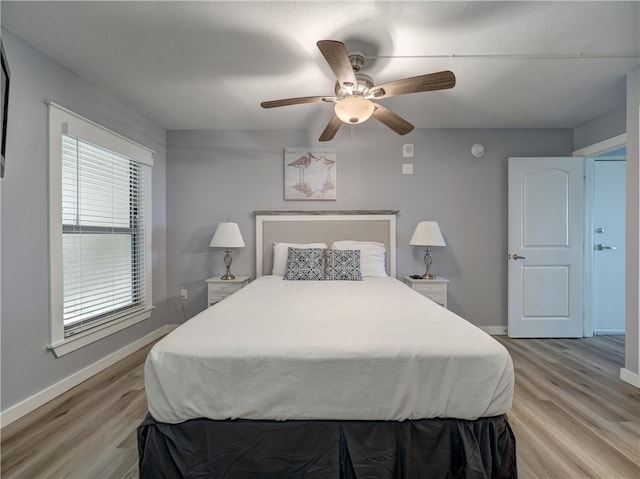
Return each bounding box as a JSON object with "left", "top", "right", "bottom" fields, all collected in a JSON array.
[
  {"left": 61, "top": 135, "right": 146, "bottom": 335},
  {"left": 48, "top": 102, "right": 153, "bottom": 355}
]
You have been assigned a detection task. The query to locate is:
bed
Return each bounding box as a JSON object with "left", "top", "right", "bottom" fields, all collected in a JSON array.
[{"left": 138, "top": 211, "right": 517, "bottom": 478}]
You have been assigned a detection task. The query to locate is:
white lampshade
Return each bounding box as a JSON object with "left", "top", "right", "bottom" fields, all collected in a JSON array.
[
  {"left": 334, "top": 96, "right": 375, "bottom": 124},
  {"left": 209, "top": 222, "right": 245, "bottom": 248},
  {"left": 409, "top": 221, "right": 446, "bottom": 247}
]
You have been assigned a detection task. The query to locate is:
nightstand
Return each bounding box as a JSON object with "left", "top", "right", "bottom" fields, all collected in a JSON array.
[
  {"left": 404, "top": 276, "right": 449, "bottom": 308},
  {"left": 205, "top": 275, "right": 251, "bottom": 307}
]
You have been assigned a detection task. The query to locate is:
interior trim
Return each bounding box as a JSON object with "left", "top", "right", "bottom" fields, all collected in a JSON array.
[
  {"left": 573, "top": 133, "right": 626, "bottom": 157},
  {"left": 1, "top": 324, "right": 176, "bottom": 429},
  {"left": 254, "top": 210, "right": 399, "bottom": 216}
]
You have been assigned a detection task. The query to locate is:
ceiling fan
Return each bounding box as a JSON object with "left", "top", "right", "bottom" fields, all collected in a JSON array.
[{"left": 260, "top": 40, "right": 456, "bottom": 142}]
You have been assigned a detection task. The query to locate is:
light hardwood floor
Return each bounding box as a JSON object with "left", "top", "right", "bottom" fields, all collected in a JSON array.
[
  {"left": 0, "top": 342, "right": 153, "bottom": 479},
  {"left": 1, "top": 336, "right": 639, "bottom": 478},
  {"left": 495, "top": 335, "right": 640, "bottom": 479}
]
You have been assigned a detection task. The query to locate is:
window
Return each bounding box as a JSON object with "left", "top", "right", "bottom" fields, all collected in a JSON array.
[{"left": 48, "top": 102, "right": 153, "bottom": 356}]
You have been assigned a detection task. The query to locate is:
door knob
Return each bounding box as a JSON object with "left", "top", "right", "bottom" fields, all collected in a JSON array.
[
  {"left": 512, "top": 254, "right": 526, "bottom": 260},
  {"left": 595, "top": 243, "right": 616, "bottom": 251}
]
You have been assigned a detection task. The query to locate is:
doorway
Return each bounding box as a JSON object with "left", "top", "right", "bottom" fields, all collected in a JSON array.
[
  {"left": 589, "top": 147, "right": 627, "bottom": 335},
  {"left": 507, "top": 136, "right": 628, "bottom": 338},
  {"left": 576, "top": 134, "right": 627, "bottom": 337}
]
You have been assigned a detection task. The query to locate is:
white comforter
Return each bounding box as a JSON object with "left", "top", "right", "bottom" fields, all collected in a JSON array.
[{"left": 145, "top": 276, "right": 514, "bottom": 424}]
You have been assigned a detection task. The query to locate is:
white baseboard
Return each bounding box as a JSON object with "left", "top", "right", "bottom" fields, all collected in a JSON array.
[
  {"left": 481, "top": 326, "right": 508, "bottom": 336},
  {"left": 0, "top": 324, "right": 176, "bottom": 429},
  {"left": 620, "top": 368, "right": 640, "bottom": 388},
  {"left": 593, "top": 329, "right": 625, "bottom": 336}
]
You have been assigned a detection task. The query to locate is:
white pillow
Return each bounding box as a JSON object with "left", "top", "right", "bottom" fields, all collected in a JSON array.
[
  {"left": 272, "top": 242, "right": 327, "bottom": 276},
  {"left": 331, "top": 240, "right": 387, "bottom": 277}
]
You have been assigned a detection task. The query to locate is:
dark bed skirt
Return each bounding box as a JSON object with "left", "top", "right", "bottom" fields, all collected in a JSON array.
[{"left": 137, "top": 414, "right": 517, "bottom": 479}]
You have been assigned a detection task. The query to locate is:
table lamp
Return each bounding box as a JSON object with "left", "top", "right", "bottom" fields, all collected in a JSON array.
[
  {"left": 209, "top": 221, "right": 245, "bottom": 280},
  {"left": 409, "top": 221, "right": 446, "bottom": 279}
]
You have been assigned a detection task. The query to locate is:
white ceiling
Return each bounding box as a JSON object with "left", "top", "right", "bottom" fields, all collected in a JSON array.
[{"left": 2, "top": 1, "right": 639, "bottom": 135}]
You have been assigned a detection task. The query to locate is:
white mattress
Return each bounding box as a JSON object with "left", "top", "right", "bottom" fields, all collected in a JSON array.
[{"left": 145, "top": 276, "right": 514, "bottom": 424}]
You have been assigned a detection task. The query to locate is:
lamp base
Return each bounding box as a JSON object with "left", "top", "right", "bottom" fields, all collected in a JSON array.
[
  {"left": 421, "top": 247, "right": 437, "bottom": 280},
  {"left": 221, "top": 249, "right": 235, "bottom": 280}
]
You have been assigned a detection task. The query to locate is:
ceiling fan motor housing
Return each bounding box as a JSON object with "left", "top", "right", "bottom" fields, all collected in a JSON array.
[{"left": 334, "top": 73, "right": 374, "bottom": 98}]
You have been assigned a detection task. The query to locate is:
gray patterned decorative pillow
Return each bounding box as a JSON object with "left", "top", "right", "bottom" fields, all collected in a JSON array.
[
  {"left": 325, "top": 249, "right": 362, "bottom": 281},
  {"left": 284, "top": 247, "right": 325, "bottom": 280}
]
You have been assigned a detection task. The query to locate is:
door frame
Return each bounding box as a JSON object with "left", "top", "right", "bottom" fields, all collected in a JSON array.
[{"left": 574, "top": 133, "right": 627, "bottom": 338}]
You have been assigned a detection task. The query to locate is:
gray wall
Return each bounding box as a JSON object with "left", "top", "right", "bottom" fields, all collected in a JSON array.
[
  {"left": 166, "top": 128, "right": 572, "bottom": 330},
  {"left": 573, "top": 106, "right": 626, "bottom": 151},
  {"left": 0, "top": 30, "right": 167, "bottom": 411},
  {"left": 572, "top": 69, "right": 639, "bottom": 379},
  {"left": 625, "top": 67, "right": 639, "bottom": 375}
]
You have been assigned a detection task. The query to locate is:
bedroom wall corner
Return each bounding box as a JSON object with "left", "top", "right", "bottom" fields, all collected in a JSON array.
[
  {"left": 573, "top": 106, "right": 627, "bottom": 151},
  {"left": 623, "top": 67, "right": 640, "bottom": 385},
  {"left": 0, "top": 29, "right": 169, "bottom": 419}
]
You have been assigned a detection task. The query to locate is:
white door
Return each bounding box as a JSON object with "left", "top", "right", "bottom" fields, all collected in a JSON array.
[
  {"left": 592, "top": 159, "right": 626, "bottom": 334},
  {"left": 508, "top": 157, "right": 584, "bottom": 338}
]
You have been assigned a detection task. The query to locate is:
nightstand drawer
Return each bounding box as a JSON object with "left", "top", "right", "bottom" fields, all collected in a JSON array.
[
  {"left": 424, "top": 293, "right": 446, "bottom": 307},
  {"left": 209, "top": 282, "right": 243, "bottom": 295},
  {"left": 415, "top": 290, "right": 445, "bottom": 305},
  {"left": 206, "top": 276, "right": 251, "bottom": 307},
  {"left": 403, "top": 276, "right": 449, "bottom": 309},
  {"left": 413, "top": 283, "right": 446, "bottom": 295},
  {"left": 208, "top": 292, "right": 233, "bottom": 304}
]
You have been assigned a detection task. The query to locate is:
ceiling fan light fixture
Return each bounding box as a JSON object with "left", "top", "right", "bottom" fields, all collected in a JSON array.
[{"left": 334, "top": 96, "right": 375, "bottom": 124}]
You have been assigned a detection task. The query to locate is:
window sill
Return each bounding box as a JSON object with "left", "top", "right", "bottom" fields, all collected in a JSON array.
[{"left": 48, "top": 307, "right": 154, "bottom": 357}]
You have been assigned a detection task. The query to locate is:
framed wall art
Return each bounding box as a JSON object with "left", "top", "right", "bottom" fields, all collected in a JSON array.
[{"left": 284, "top": 147, "right": 336, "bottom": 200}]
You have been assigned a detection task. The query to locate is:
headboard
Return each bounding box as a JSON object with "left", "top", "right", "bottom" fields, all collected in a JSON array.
[{"left": 255, "top": 210, "right": 398, "bottom": 277}]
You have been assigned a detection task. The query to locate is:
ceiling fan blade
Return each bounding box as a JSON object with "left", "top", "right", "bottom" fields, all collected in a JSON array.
[
  {"left": 319, "top": 115, "right": 342, "bottom": 142},
  {"left": 372, "top": 104, "right": 414, "bottom": 135},
  {"left": 317, "top": 40, "right": 357, "bottom": 91},
  {"left": 370, "top": 71, "right": 456, "bottom": 99},
  {"left": 261, "top": 96, "right": 329, "bottom": 108}
]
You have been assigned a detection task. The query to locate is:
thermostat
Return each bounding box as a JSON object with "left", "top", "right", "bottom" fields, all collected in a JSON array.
[{"left": 402, "top": 144, "right": 414, "bottom": 158}]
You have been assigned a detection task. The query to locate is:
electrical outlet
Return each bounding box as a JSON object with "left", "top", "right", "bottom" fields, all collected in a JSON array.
[
  {"left": 402, "top": 163, "right": 414, "bottom": 175},
  {"left": 180, "top": 288, "right": 188, "bottom": 300}
]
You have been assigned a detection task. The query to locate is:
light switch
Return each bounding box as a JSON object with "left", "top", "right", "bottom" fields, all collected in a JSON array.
[{"left": 402, "top": 163, "right": 414, "bottom": 175}]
